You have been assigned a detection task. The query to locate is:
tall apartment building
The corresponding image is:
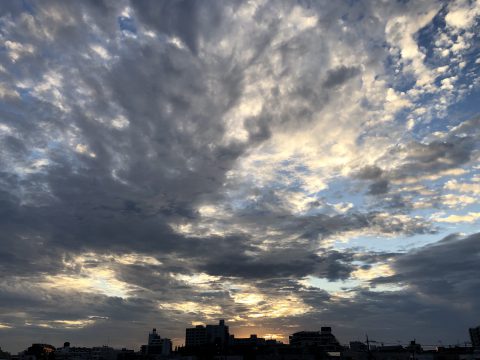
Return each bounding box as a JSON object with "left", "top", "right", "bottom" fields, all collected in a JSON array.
[
  {"left": 470, "top": 325, "right": 480, "bottom": 347},
  {"left": 185, "top": 320, "right": 229, "bottom": 347},
  {"left": 143, "top": 328, "right": 172, "bottom": 356}
]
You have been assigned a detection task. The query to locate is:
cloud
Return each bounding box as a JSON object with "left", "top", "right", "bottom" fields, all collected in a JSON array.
[
  {"left": 368, "top": 179, "right": 389, "bottom": 195},
  {"left": 323, "top": 66, "right": 361, "bottom": 89},
  {"left": 393, "top": 137, "right": 477, "bottom": 179},
  {"left": 372, "top": 232, "right": 480, "bottom": 307},
  {"left": 0, "top": 0, "right": 479, "bottom": 352},
  {"left": 434, "top": 212, "right": 480, "bottom": 223},
  {"left": 444, "top": 179, "right": 480, "bottom": 195},
  {"left": 445, "top": 0, "right": 480, "bottom": 29},
  {"left": 355, "top": 165, "right": 384, "bottom": 180}
]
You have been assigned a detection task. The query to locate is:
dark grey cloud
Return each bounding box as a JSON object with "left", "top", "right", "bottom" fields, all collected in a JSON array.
[
  {"left": 0, "top": 0, "right": 268, "bottom": 347},
  {"left": 355, "top": 165, "right": 384, "bottom": 180},
  {"left": 372, "top": 232, "right": 480, "bottom": 302},
  {"left": 323, "top": 65, "right": 361, "bottom": 89},
  {"left": 264, "top": 233, "right": 480, "bottom": 345},
  {"left": 393, "top": 137, "right": 477, "bottom": 179},
  {"left": 200, "top": 247, "right": 355, "bottom": 281},
  {"left": 351, "top": 117, "right": 480, "bottom": 204},
  {"left": 385, "top": 117, "right": 480, "bottom": 181},
  {"left": 368, "top": 179, "right": 389, "bottom": 195},
  {"left": 334, "top": 232, "right": 480, "bottom": 343},
  {"left": 0, "top": 284, "right": 173, "bottom": 351},
  {"left": 130, "top": 0, "right": 225, "bottom": 55},
  {"left": 228, "top": 201, "right": 434, "bottom": 242}
]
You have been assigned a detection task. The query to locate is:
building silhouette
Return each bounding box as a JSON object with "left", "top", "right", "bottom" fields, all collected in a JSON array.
[
  {"left": 9, "top": 323, "right": 480, "bottom": 360},
  {"left": 55, "top": 342, "right": 92, "bottom": 360},
  {"left": 185, "top": 319, "right": 229, "bottom": 348},
  {"left": 19, "top": 344, "right": 55, "bottom": 360},
  {"left": 470, "top": 326, "right": 480, "bottom": 348},
  {"left": 141, "top": 328, "right": 171, "bottom": 356},
  {"left": 289, "top": 327, "right": 343, "bottom": 352}
]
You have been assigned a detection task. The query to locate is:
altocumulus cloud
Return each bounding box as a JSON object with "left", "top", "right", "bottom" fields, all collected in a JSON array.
[{"left": 0, "top": 0, "right": 479, "bottom": 352}]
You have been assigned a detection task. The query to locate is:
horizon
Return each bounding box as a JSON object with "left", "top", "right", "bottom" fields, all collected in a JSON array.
[
  {"left": 0, "top": 0, "right": 479, "bottom": 355},
  {"left": 1, "top": 318, "right": 476, "bottom": 354}
]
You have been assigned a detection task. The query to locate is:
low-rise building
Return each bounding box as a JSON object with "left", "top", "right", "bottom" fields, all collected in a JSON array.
[
  {"left": 289, "top": 327, "right": 343, "bottom": 352},
  {"left": 55, "top": 342, "right": 92, "bottom": 360},
  {"left": 229, "top": 334, "right": 266, "bottom": 347}
]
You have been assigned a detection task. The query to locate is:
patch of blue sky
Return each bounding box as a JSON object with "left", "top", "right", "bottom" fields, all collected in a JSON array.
[
  {"left": 277, "top": 160, "right": 310, "bottom": 176},
  {"left": 26, "top": 148, "right": 46, "bottom": 160},
  {"left": 407, "top": 204, "right": 438, "bottom": 217},
  {"left": 0, "top": 0, "right": 36, "bottom": 19},
  {"left": 416, "top": 5, "right": 447, "bottom": 64},
  {"left": 17, "top": 87, "right": 32, "bottom": 100},
  {"left": 274, "top": 174, "right": 306, "bottom": 192},
  {"left": 118, "top": 16, "right": 137, "bottom": 35},
  {"left": 302, "top": 275, "right": 361, "bottom": 294},
  {"left": 0, "top": 18, "right": 9, "bottom": 38},
  {"left": 436, "top": 221, "right": 480, "bottom": 237},
  {"left": 45, "top": 138, "right": 65, "bottom": 152},
  {"left": 446, "top": 85, "right": 480, "bottom": 122},
  {"left": 0, "top": 41, "right": 8, "bottom": 56},
  {"left": 403, "top": 87, "right": 476, "bottom": 139},
  {"left": 0, "top": 97, "right": 31, "bottom": 122},
  {"left": 417, "top": 7, "right": 478, "bottom": 71},
  {"left": 333, "top": 232, "right": 443, "bottom": 254},
  {"left": 383, "top": 52, "right": 417, "bottom": 92},
  {"left": 320, "top": 187, "right": 366, "bottom": 211},
  {"left": 413, "top": 111, "right": 458, "bottom": 138},
  {"left": 459, "top": 42, "right": 480, "bottom": 66},
  {"left": 21, "top": 0, "right": 36, "bottom": 15},
  {"left": 319, "top": 178, "right": 368, "bottom": 210}
]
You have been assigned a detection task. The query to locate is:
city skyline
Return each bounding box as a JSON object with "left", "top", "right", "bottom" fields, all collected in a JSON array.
[
  {"left": 1, "top": 0, "right": 480, "bottom": 354},
  {"left": 3, "top": 319, "right": 479, "bottom": 354}
]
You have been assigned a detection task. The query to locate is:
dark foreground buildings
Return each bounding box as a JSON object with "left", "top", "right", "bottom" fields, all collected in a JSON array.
[
  {"left": 185, "top": 320, "right": 229, "bottom": 349},
  {"left": 289, "top": 327, "right": 342, "bottom": 352},
  {"left": 141, "top": 328, "right": 172, "bottom": 356},
  {"left": 4, "top": 321, "right": 480, "bottom": 360}
]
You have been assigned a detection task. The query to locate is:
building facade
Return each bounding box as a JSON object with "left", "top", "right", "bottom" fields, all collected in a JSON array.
[
  {"left": 143, "top": 328, "right": 172, "bottom": 356},
  {"left": 185, "top": 320, "right": 229, "bottom": 348}
]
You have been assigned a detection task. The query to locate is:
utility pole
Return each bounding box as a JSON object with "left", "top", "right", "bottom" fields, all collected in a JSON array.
[
  {"left": 366, "top": 334, "right": 372, "bottom": 360},
  {"left": 366, "top": 333, "right": 377, "bottom": 360},
  {"left": 410, "top": 340, "right": 416, "bottom": 360}
]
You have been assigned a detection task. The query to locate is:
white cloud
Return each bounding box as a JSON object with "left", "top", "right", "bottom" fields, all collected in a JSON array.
[
  {"left": 111, "top": 115, "right": 130, "bottom": 129},
  {"left": 385, "top": 6, "right": 440, "bottom": 88},
  {"left": 75, "top": 144, "right": 96, "bottom": 158},
  {"left": 0, "top": 82, "right": 19, "bottom": 99},
  {"left": 90, "top": 44, "right": 111, "bottom": 60},
  {"left": 4, "top": 40, "right": 35, "bottom": 61},
  {"left": 445, "top": 0, "right": 480, "bottom": 29},
  {"left": 442, "top": 193, "right": 477, "bottom": 208},
  {"left": 435, "top": 212, "right": 480, "bottom": 223},
  {"left": 444, "top": 179, "right": 480, "bottom": 195}
]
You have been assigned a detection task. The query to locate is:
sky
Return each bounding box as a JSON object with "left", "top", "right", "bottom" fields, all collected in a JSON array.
[{"left": 0, "top": 0, "right": 480, "bottom": 353}]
